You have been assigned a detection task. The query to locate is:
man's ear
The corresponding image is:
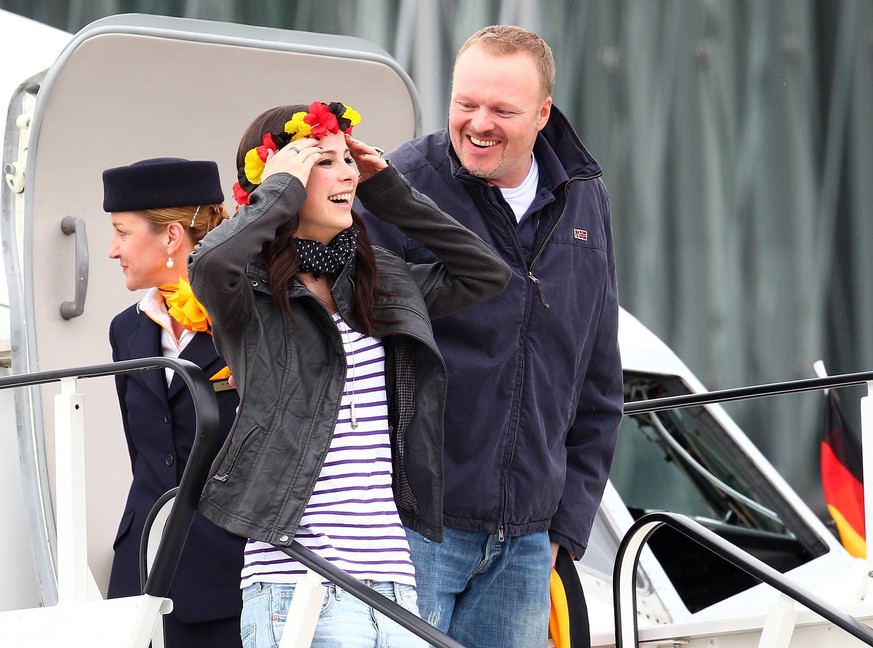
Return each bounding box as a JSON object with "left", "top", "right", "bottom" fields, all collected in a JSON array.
[{"left": 536, "top": 96, "right": 553, "bottom": 132}]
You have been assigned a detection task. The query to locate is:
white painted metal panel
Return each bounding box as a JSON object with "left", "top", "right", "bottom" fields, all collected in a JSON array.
[{"left": 0, "top": 8, "right": 71, "bottom": 613}]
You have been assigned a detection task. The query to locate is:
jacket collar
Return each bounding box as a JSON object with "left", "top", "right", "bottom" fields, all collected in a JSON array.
[
  {"left": 245, "top": 256, "right": 360, "bottom": 325},
  {"left": 540, "top": 104, "right": 602, "bottom": 178},
  {"left": 124, "top": 312, "right": 167, "bottom": 403},
  {"left": 245, "top": 261, "right": 271, "bottom": 294},
  {"left": 166, "top": 331, "right": 225, "bottom": 398},
  {"left": 127, "top": 308, "right": 224, "bottom": 400}
]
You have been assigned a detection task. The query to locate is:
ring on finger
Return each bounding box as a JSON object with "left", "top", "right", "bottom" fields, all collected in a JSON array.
[
  {"left": 289, "top": 146, "right": 300, "bottom": 154},
  {"left": 372, "top": 147, "right": 385, "bottom": 159}
]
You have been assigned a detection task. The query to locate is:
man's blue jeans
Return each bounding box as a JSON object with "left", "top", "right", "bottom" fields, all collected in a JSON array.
[
  {"left": 406, "top": 526, "right": 552, "bottom": 648},
  {"left": 240, "top": 580, "right": 429, "bottom": 648}
]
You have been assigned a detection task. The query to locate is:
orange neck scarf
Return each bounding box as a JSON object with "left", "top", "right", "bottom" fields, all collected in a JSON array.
[{"left": 157, "top": 277, "right": 212, "bottom": 335}]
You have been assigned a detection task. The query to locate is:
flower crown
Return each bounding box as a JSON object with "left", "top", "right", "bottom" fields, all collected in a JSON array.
[{"left": 232, "top": 101, "right": 362, "bottom": 206}]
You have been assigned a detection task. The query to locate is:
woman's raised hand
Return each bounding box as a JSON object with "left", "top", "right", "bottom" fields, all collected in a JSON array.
[
  {"left": 346, "top": 134, "right": 388, "bottom": 182},
  {"left": 262, "top": 137, "right": 322, "bottom": 187}
]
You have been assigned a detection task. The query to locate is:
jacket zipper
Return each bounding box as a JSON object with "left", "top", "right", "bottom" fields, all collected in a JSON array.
[
  {"left": 213, "top": 425, "right": 262, "bottom": 482},
  {"left": 281, "top": 304, "right": 346, "bottom": 542},
  {"left": 526, "top": 175, "right": 598, "bottom": 308},
  {"left": 528, "top": 273, "right": 549, "bottom": 309},
  {"left": 476, "top": 192, "right": 528, "bottom": 545},
  {"left": 264, "top": 288, "right": 348, "bottom": 542},
  {"left": 469, "top": 184, "right": 540, "bottom": 543},
  {"left": 470, "top": 172, "right": 600, "bottom": 541}
]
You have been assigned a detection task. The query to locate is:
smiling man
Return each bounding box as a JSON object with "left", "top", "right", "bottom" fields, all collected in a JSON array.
[
  {"left": 361, "top": 25, "right": 623, "bottom": 648},
  {"left": 448, "top": 40, "right": 551, "bottom": 189}
]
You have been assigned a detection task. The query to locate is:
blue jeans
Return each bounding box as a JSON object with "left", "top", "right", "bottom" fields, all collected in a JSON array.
[
  {"left": 240, "top": 581, "right": 429, "bottom": 648},
  {"left": 406, "top": 526, "right": 552, "bottom": 648}
]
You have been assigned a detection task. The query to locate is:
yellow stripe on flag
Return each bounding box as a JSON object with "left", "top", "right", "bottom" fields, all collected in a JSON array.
[{"left": 828, "top": 504, "right": 867, "bottom": 558}]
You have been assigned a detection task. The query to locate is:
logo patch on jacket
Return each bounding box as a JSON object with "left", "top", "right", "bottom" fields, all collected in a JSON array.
[{"left": 573, "top": 228, "right": 588, "bottom": 241}]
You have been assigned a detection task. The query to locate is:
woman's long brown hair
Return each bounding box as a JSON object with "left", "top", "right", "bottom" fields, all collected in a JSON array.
[{"left": 236, "top": 104, "right": 390, "bottom": 336}]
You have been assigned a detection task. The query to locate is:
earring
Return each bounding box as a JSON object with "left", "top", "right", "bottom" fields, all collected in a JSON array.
[{"left": 166, "top": 256, "right": 175, "bottom": 269}]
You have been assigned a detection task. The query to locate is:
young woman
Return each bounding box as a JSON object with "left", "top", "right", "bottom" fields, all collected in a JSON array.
[
  {"left": 103, "top": 157, "right": 245, "bottom": 648},
  {"left": 187, "top": 102, "right": 510, "bottom": 648}
]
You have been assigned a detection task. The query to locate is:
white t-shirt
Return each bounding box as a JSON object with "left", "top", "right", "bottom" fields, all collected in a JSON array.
[{"left": 499, "top": 154, "right": 540, "bottom": 222}]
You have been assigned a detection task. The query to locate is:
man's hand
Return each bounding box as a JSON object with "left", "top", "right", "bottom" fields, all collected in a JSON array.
[{"left": 551, "top": 541, "right": 575, "bottom": 567}]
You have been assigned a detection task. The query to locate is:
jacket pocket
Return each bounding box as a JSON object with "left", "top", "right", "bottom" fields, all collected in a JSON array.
[
  {"left": 113, "top": 509, "right": 135, "bottom": 549},
  {"left": 212, "top": 425, "right": 264, "bottom": 482}
]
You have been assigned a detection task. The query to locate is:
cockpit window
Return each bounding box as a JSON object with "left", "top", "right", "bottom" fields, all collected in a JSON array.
[{"left": 611, "top": 372, "right": 829, "bottom": 612}]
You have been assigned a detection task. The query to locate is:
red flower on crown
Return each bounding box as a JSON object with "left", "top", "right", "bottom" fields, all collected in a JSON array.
[
  {"left": 305, "top": 102, "right": 339, "bottom": 138},
  {"left": 256, "top": 132, "right": 279, "bottom": 162},
  {"left": 232, "top": 182, "right": 251, "bottom": 206}
]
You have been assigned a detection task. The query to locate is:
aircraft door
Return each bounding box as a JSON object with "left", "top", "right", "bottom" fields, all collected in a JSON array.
[{"left": 4, "top": 13, "right": 419, "bottom": 603}]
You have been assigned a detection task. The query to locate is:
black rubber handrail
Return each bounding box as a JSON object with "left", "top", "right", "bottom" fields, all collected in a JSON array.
[
  {"left": 0, "top": 357, "right": 221, "bottom": 599},
  {"left": 139, "top": 487, "right": 178, "bottom": 593},
  {"left": 623, "top": 370, "right": 873, "bottom": 414},
  {"left": 69, "top": 359, "right": 468, "bottom": 646},
  {"left": 618, "top": 372, "right": 873, "bottom": 644},
  {"left": 614, "top": 512, "right": 873, "bottom": 646},
  {"left": 279, "top": 542, "right": 465, "bottom": 648}
]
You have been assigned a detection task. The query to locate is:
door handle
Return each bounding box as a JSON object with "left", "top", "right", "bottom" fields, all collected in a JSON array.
[{"left": 60, "top": 216, "right": 89, "bottom": 319}]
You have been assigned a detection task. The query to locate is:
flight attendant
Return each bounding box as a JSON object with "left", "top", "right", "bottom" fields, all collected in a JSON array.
[{"left": 103, "top": 157, "right": 244, "bottom": 648}]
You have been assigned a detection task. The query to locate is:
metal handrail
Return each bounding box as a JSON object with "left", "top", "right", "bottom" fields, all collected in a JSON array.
[{"left": 613, "top": 512, "right": 873, "bottom": 647}]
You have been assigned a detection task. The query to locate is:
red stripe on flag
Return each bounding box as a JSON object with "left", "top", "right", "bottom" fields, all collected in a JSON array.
[
  {"left": 821, "top": 441, "right": 865, "bottom": 537},
  {"left": 820, "top": 391, "right": 865, "bottom": 552}
]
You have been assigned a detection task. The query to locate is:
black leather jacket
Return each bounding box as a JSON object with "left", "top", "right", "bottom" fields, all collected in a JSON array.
[{"left": 189, "top": 166, "right": 510, "bottom": 546}]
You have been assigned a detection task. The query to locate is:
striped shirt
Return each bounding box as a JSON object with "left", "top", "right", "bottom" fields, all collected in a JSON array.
[{"left": 240, "top": 312, "right": 416, "bottom": 588}]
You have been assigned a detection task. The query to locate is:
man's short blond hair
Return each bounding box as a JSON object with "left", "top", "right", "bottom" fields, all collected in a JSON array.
[{"left": 456, "top": 25, "right": 555, "bottom": 100}]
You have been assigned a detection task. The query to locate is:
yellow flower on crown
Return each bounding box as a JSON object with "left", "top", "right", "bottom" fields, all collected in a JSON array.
[
  {"left": 285, "top": 111, "right": 312, "bottom": 141},
  {"left": 342, "top": 106, "right": 362, "bottom": 127},
  {"left": 244, "top": 147, "right": 267, "bottom": 185}
]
